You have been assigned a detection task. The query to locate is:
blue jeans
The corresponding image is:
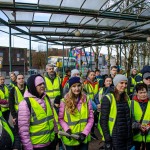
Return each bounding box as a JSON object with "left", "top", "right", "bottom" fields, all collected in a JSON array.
[{"left": 65, "top": 143, "right": 88, "bottom": 150}]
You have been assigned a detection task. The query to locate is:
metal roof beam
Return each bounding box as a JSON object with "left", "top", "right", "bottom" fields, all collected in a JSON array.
[
  {"left": 0, "top": 18, "right": 62, "bottom": 45},
  {"left": 29, "top": 32, "right": 105, "bottom": 38},
  {"left": 9, "top": 21, "right": 148, "bottom": 33},
  {"left": 47, "top": 38, "right": 91, "bottom": 42},
  {"left": 79, "top": 20, "right": 150, "bottom": 47},
  {"left": 0, "top": 3, "right": 149, "bottom": 22}
]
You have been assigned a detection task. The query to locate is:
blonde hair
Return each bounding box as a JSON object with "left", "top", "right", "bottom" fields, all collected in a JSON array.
[{"left": 64, "top": 83, "right": 84, "bottom": 115}]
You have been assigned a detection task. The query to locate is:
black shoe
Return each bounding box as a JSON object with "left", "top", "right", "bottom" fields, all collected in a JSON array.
[{"left": 91, "top": 133, "right": 98, "bottom": 140}]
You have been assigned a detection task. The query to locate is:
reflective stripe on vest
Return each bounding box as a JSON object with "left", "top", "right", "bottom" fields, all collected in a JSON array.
[
  {"left": 0, "top": 111, "right": 14, "bottom": 144},
  {"left": 61, "top": 98, "right": 91, "bottom": 146},
  {"left": 29, "top": 97, "right": 55, "bottom": 145},
  {"left": 0, "top": 85, "right": 9, "bottom": 112},
  {"left": 98, "top": 88, "right": 104, "bottom": 103},
  {"left": 84, "top": 82, "right": 99, "bottom": 100},
  {"left": 45, "top": 76, "right": 61, "bottom": 99},
  {"left": 131, "top": 100, "right": 150, "bottom": 142},
  {"left": 14, "top": 86, "right": 24, "bottom": 111}
]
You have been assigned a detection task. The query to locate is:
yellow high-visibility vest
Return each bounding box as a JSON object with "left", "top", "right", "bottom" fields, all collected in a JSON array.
[
  {"left": 0, "top": 85, "right": 9, "bottom": 112},
  {"left": 131, "top": 100, "right": 150, "bottom": 142},
  {"left": 45, "top": 76, "right": 61, "bottom": 99},
  {"left": 61, "top": 98, "right": 91, "bottom": 146},
  {"left": 98, "top": 93, "right": 130, "bottom": 141},
  {"left": 83, "top": 82, "right": 99, "bottom": 100},
  {"left": 0, "top": 110, "right": 14, "bottom": 144},
  {"left": 28, "top": 97, "right": 55, "bottom": 145},
  {"left": 14, "top": 86, "right": 26, "bottom": 111}
]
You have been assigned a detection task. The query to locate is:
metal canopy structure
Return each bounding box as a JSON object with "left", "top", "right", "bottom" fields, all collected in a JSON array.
[{"left": 0, "top": 0, "right": 150, "bottom": 48}]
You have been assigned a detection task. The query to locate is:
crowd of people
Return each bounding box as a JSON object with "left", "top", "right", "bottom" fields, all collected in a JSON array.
[{"left": 0, "top": 64, "right": 150, "bottom": 150}]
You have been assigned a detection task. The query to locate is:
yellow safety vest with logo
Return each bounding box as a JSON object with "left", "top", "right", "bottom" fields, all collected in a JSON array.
[
  {"left": 0, "top": 110, "right": 14, "bottom": 144},
  {"left": 84, "top": 82, "right": 99, "bottom": 100},
  {"left": 131, "top": 100, "right": 150, "bottom": 142},
  {"left": 28, "top": 97, "right": 55, "bottom": 145},
  {"left": 14, "top": 86, "right": 25, "bottom": 111},
  {"left": 45, "top": 76, "right": 61, "bottom": 99},
  {"left": 0, "top": 85, "right": 9, "bottom": 112},
  {"left": 61, "top": 98, "right": 91, "bottom": 146},
  {"left": 98, "top": 93, "right": 130, "bottom": 141}
]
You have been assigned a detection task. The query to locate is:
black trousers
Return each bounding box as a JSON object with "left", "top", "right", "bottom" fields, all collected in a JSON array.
[
  {"left": 13, "top": 124, "right": 22, "bottom": 150},
  {"left": 134, "top": 142, "right": 150, "bottom": 150}
]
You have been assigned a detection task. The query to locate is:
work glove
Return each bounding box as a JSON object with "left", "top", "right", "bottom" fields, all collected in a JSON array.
[
  {"left": 78, "top": 133, "right": 86, "bottom": 143},
  {"left": 66, "top": 129, "right": 71, "bottom": 135},
  {"left": 66, "top": 129, "right": 72, "bottom": 140}
]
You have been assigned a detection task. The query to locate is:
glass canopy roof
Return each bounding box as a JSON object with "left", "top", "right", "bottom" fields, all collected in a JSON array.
[{"left": 0, "top": 0, "right": 149, "bottom": 48}]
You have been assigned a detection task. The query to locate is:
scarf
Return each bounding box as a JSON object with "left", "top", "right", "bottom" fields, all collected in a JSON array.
[{"left": 133, "top": 95, "right": 149, "bottom": 103}]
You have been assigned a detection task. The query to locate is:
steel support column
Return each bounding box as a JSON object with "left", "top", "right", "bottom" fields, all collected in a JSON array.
[
  {"left": 46, "top": 41, "right": 48, "bottom": 64},
  {"left": 29, "top": 35, "right": 32, "bottom": 70},
  {"left": 62, "top": 44, "right": 65, "bottom": 78},
  {"left": 120, "top": 44, "right": 122, "bottom": 68},
  {"left": 9, "top": 27, "right": 12, "bottom": 72}
]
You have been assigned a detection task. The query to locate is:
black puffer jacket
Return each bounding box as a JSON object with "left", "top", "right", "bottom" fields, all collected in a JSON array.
[{"left": 100, "top": 93, "right": 132, "bottom": 150}]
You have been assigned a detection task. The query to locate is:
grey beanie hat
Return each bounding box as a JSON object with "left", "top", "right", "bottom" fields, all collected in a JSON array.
[
  {"left": 71, "top": 69, "right": 80, "bottom": 77},
  {"left": 113, "top": 74, "right": 128, "bottom": 86}
]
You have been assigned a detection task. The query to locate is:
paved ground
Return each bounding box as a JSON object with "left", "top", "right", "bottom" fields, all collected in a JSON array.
[{"left": 89, "top": 128, "right": 103, "bottom": 150}]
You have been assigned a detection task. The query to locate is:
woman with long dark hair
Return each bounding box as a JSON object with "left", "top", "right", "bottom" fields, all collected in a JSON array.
[{"left": 100, "top": 74, "right": 133, "bottom": 150}]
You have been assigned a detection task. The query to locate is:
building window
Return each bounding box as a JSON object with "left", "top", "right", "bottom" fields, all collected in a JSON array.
[
  {"left": 0, "top": 52, "right": 3, "bottom": 57},
  {"left": 17, "top": 53, "right": 20, "bottom": 61}
]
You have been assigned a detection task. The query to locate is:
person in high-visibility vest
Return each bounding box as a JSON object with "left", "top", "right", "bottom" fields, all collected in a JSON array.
[
  {"left": 44, "top": 64, "right": 62, "bottom": 104},
  {"left": 110, "top": 66, "right": 118, "bottom": 79},
  {"left": 142, "top": 72, "right": 150, "bottom": 99},
  {"left": 62, "top": 68, "right": 71, "bottom": 88},
  {"left": 8, "top": 72, "right": 17, "bottom": 90},
  {"left": 9, "top": 73, "right": 26, "bottom": 150},
  {"left": 100, "top": 74, "right": 133, "bottom": 150},
  {"left": 95, "top": 69, "right": 104, "bottom": 87},
  {"left": 0, "top": 75, "right": 10, "bottom": 122},
  {"left": 131, "top": 83, "right": 150, "bottom": 149},
  {"left": 18, "top": 74, "right": 56, "bottom": 150},
  {"left": 83, "top": 70, "right": 99, "bottom": 140},
  {"left": 59, "top": 77, "right": 94, "bottom": 150},
  {"left": 63, "top": 69, "right": 80, "bottom": 96},
  {"left": 0, "top": 107, "right": 14, "bottom": 149},
  {"left": 95, "top": 76, "right": 113, "bottom": 112}
]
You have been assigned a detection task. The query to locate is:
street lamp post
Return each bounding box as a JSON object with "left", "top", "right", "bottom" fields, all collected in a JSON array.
[{"left": 21, "top": 58, "right": 25, "bottom": 75}]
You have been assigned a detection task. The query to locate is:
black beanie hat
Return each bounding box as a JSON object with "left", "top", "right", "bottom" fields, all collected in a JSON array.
[
  {"left": 68, "top": 77, "right": 81, "bottom": 88},
  {"left": 27, "top": 74, "right": 44, "bottom": 98}
]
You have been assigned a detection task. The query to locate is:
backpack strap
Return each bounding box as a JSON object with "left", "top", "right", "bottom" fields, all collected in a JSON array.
[{"left": 24, "top": 97, "right": 31, "bottom": 114}]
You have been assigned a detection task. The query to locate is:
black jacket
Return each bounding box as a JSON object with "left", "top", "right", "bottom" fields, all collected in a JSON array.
[
  {"left": 9, "top": 84, "right": 26, "bottom": 119},
  {"left": 100, "top": 93, "right": 132, "bottom": 150}
]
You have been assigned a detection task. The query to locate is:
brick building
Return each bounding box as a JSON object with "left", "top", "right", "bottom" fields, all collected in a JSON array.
[{"left": 0, "top": 46, "right": 28, "bottom": 75}]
